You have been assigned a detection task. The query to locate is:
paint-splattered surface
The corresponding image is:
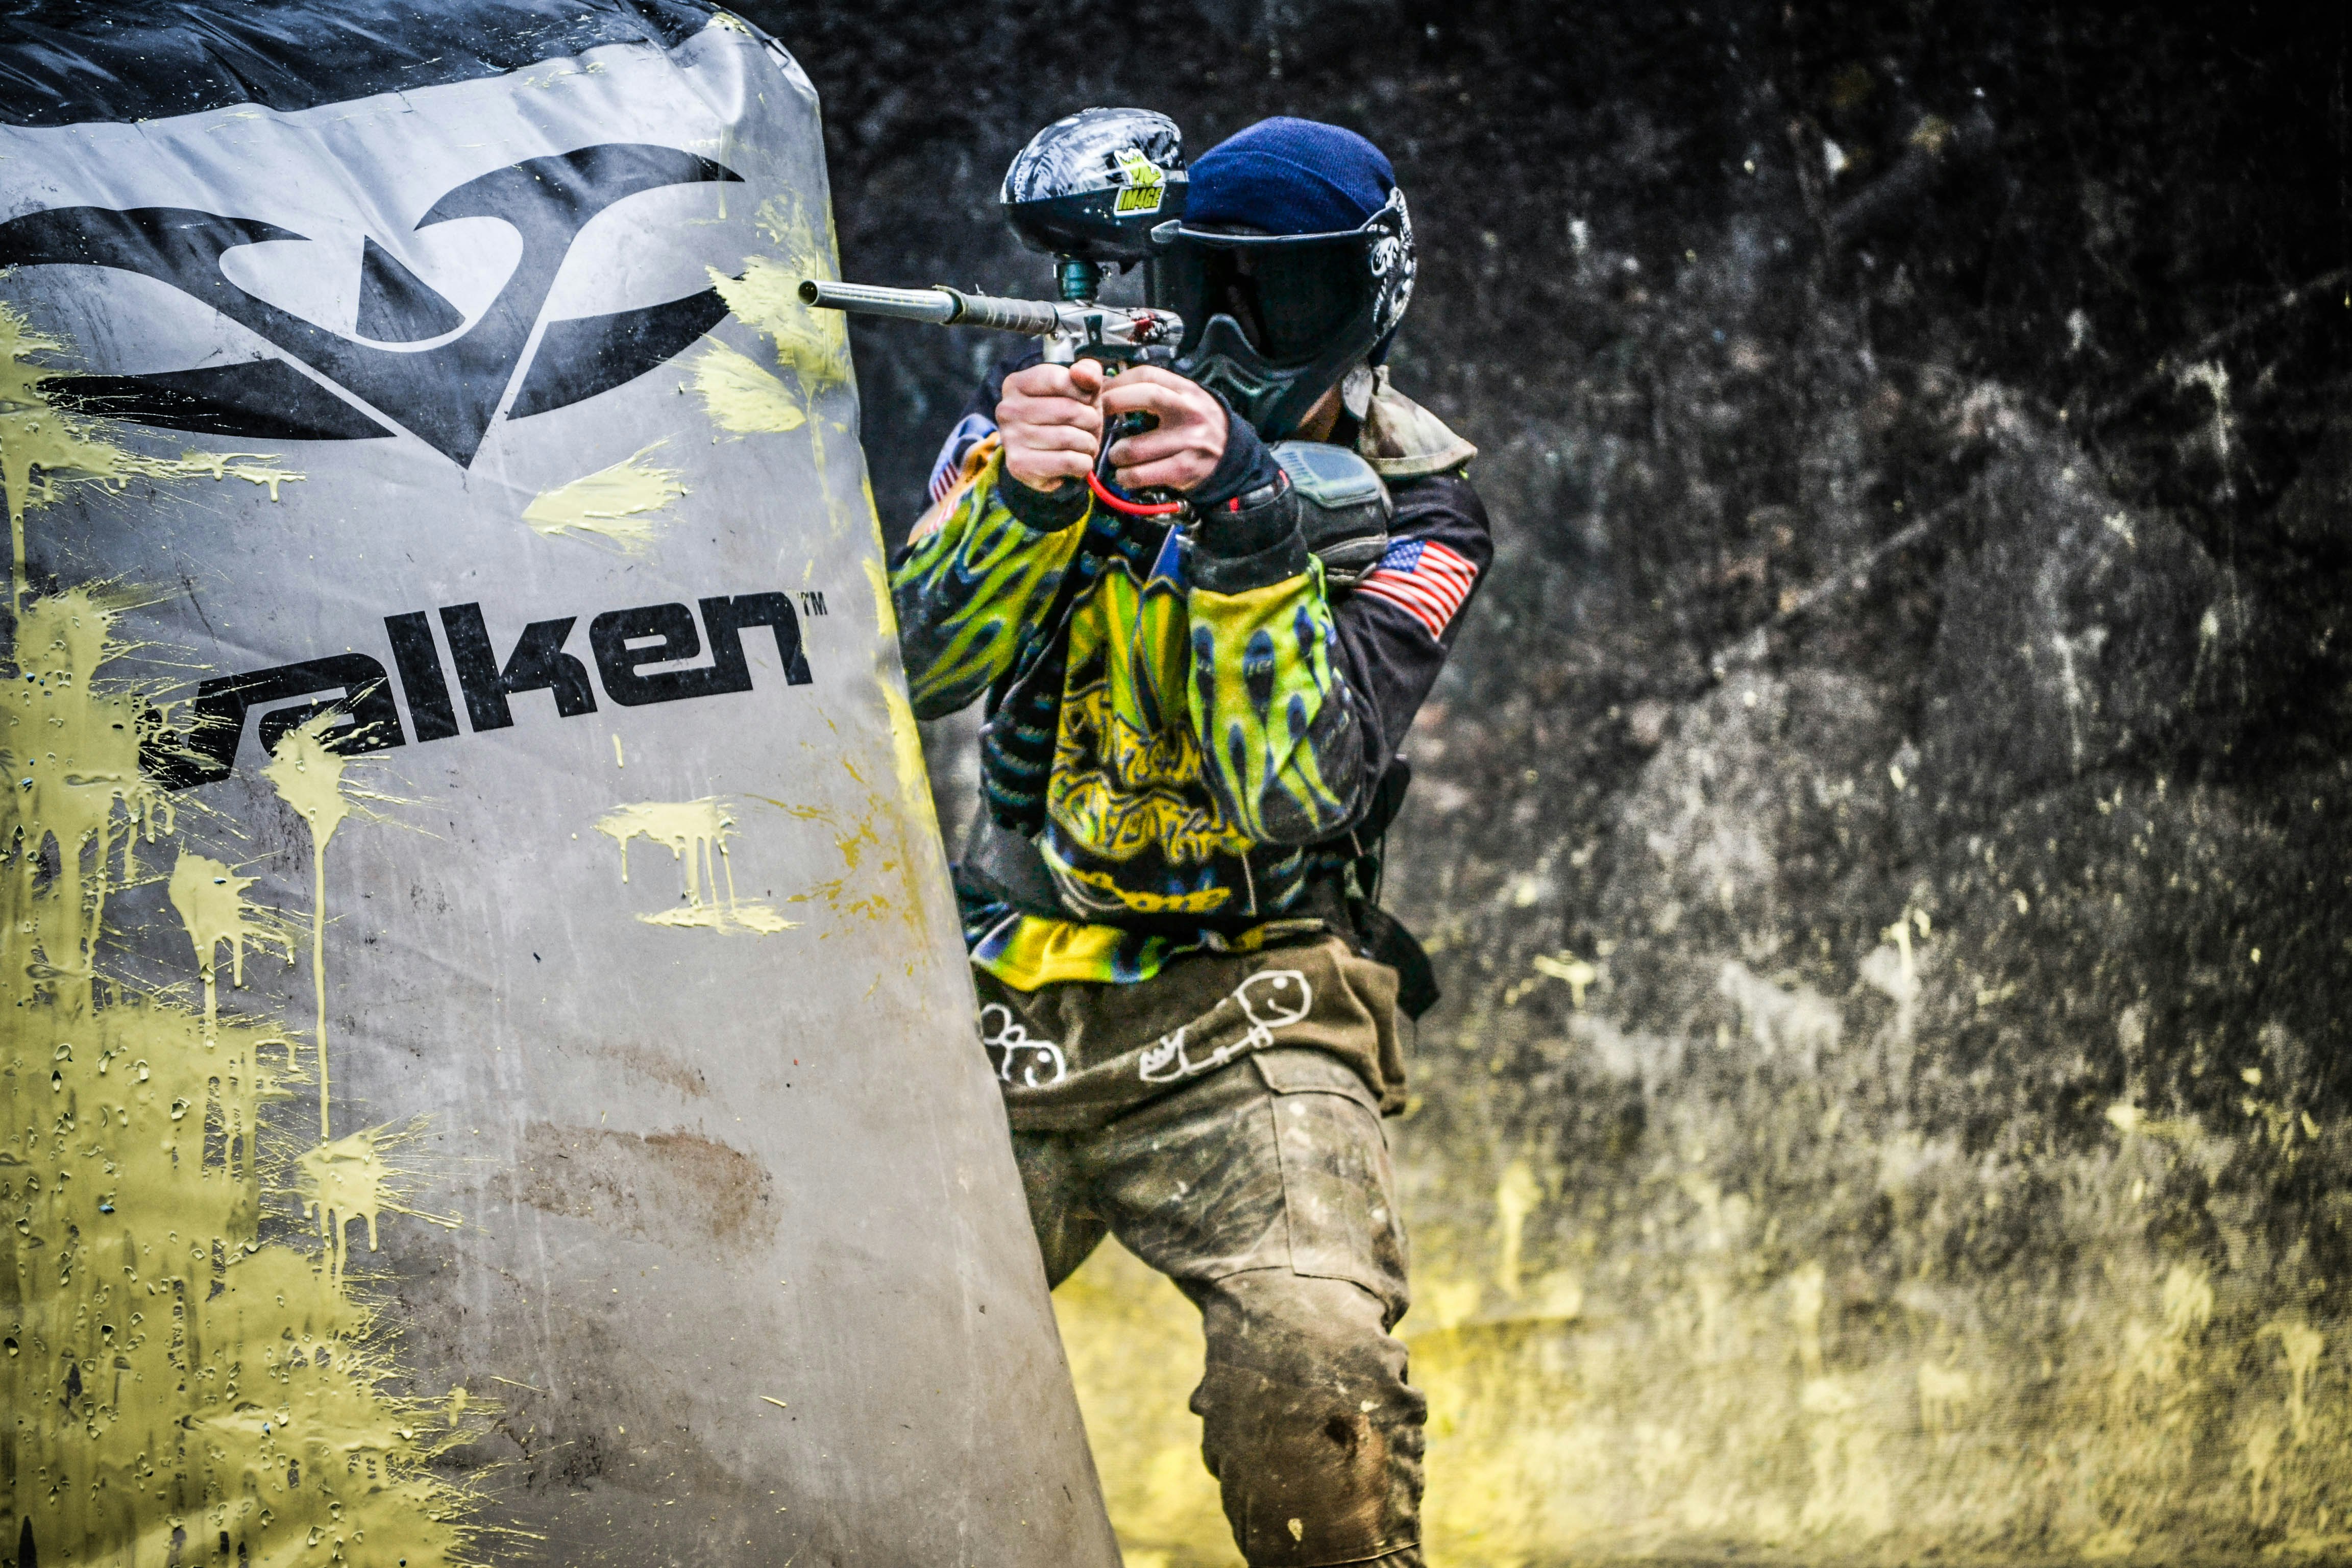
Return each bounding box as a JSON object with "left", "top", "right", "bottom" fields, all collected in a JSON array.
[
  {"left": 0, "top": 320, "right": 489, "bottom": 1566},
  {"left": 777, "top": 0, "right": 2352, "bottom": 1560}
]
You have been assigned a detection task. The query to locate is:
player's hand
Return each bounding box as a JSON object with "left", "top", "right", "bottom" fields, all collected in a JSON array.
[
  {"left": 1100, "top": 366, "right": 1228, "bottom": 493},
  {"left": 997, "top": 360, "right": 1106, "bottom": 492}
]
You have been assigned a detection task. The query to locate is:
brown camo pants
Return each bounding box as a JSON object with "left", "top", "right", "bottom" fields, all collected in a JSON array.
[{"left": 1010, "top": 1045, "right": 1425, "bottom": 1567}]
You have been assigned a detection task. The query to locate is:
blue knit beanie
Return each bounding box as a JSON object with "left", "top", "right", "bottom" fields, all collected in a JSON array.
[{"left": 1184, "top": 117, "right": 1394, "bottom": 236}]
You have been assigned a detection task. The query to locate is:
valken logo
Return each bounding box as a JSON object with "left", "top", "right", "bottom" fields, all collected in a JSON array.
[
  {"left": 145, "top": 590, "right": 823, "bottom": 791},
  {"left": 0, "top": 143, "right": 740, "bottom": 464}
]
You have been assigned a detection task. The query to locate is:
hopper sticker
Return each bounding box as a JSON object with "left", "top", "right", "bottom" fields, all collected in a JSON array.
[{"left": 1111, "top": 147, "right": 1167, "bottom": 215}]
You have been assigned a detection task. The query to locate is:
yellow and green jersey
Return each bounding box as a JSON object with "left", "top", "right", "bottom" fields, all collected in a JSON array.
[{"left": 893, "top": 370, "right": 1489, "bottom": 990}]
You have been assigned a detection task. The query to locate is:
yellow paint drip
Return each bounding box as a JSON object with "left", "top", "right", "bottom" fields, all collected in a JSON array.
[
  {"left": 5, "top": 592, "right": 176, "bottom": 993},
  {"left": 168, "top": 447, "right": 304, "bottom": 500},
  {"left": 596, "top": 797, "right": 795, "bottom": 934},
  {"left": 166, "top": 850, "right": 297, "bottom": 1063},
  {"left": 2, "top": 313, "right": 485, "bottom": 1567},
  {"left": 262, "top": 713, "right": 377, "bottom": 1140},
  {"left": 522, "top": 441, "right": 688, "bottom": 552},
  {"left": 167, "top": 853, "right": 292, "bottom": 991}
]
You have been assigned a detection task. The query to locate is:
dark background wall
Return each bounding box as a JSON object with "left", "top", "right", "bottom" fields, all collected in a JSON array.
[{"left": 745, "top": 0, "right": 2352, "bottom": 1558}]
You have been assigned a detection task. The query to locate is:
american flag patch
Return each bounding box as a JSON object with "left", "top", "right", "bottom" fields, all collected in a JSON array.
[{"left": 1356, "top": 537, "right": 1479, "bottom": 639}]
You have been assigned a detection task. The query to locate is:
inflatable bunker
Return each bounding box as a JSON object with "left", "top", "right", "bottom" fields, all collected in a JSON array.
[{"left": 0, "top": 3, "right": 1116, "bottom": 1563}]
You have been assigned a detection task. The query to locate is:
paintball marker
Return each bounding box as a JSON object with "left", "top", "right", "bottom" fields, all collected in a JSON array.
[
  {"left": 795, "top": 279, "right": 1183, "bottom": 368},
  {"left": 800, "top": 279, "right": 1189, "bottom": 518},
  {"left": 803, "top": 107, "right": 1198, "bottom": 512}
]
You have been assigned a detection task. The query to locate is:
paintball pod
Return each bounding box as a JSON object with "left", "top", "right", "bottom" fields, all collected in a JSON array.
[{"left": 796, "top": 280, "right": 1183, "bottom": 368}]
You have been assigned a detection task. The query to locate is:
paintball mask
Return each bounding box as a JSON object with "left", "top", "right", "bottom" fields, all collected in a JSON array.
[
  {"left": 1001, "top": 106, "right": 1187, "bottom": 303},
  {"left": 1153, "top": 160, "right": 1415, "bottom": 439}
]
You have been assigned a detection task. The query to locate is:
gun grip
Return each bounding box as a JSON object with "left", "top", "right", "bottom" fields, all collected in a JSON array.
[{"left": 1096, "top": 410, "right": 1180, "bottom": 512}]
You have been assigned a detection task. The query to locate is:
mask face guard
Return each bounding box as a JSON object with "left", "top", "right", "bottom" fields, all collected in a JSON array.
[
  {"left": 1149, "top": 190, "right": 1414, "bottom": 440},
  {"left": 1181, "top": 310, "right": 1372, "bottom": 440}
]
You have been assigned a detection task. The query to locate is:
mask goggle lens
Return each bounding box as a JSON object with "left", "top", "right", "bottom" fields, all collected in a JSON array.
[{"left": 1159, "top": 234, "right": 1373, "bottom": 365}]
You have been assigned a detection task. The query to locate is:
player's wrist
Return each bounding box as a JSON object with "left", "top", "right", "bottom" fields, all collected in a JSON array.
[{"left": 1187, "top": 396, "right": 1279, "bottom": 510}]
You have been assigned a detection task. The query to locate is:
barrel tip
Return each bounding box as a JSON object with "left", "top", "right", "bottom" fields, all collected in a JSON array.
[{"left": 797, "top": 279, "right": 821, "bottom": 304}]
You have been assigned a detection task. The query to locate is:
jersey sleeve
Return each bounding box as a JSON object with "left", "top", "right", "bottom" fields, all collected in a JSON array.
[
  {"left": 889, "top": 450, "right": 1088, "bottom": 720},
  {"left": 1327, "top": 470, "right": 1493, "bottom": 802},
  {"left": 1182, "top": 468, "right": 1490, "bottom": 848},
  {"left": 916, "top": 343, "right": 1042, "bottom": 511}
]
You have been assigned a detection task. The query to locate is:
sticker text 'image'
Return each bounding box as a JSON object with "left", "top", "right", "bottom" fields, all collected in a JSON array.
[{"left": 152, "top": 590, "right": 818, "bottom": 788}]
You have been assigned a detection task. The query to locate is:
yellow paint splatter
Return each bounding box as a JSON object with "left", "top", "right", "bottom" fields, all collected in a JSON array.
[
  {"left": 167, "top": 853, "right": 292, "bottom": 992},
  {"left": 522, "top": 441, "right": 688, "bottom": 552},
  {"left": 714, "top": 256, "right": 850, "bottom": 394},
  {"left": 714, "top": 195, "right": 852, "bottom": 394},
  {"left": 756, "top": 751, "right": 936, "bottom": 951},
  {"left": 2, "top": 311, "right": 485, "bottom": 1567},
  {"left": 1, "top": 303, "right": 301, "bottom": 612},
  {"left": 642, "top": 900, "right": 794, "bottom": 935},
  {"left": 692, "top": 193, "right": 856, "bottom": 548},
  {"left": 166, "top": 850, "right": 296, "bottom": 1051},
  {"left": 169, "top": 446, "right": 304, "bottom": 500},
  {"left": 595, "top": 797, "right": 795, "bottom": 934},
  {"left": 160, "top": 850, "right": 298, "bottom": 1233},
  {"left": 299, "top": 1122, "right": 460, "bottom": 1287},
  {"left": 689, "top": 336, "right": 807, "bottom": 435},
  {"left": 6, "top": 591, "right": 176, "bottom": 992}
]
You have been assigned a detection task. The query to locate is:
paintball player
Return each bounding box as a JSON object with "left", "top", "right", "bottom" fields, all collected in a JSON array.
[{"left": 890, "top": 116, "right": 1488, "bottom": 1568}]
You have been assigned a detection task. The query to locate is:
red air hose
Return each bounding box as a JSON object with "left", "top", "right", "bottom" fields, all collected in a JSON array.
[{"left": 1086, "top": 469, "right": 1187, "bottom": 517}]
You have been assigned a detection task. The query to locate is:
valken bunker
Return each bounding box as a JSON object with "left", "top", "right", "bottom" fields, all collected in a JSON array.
[{"left": 0, "top": 3, "right": 1118, "bottom": 1563}]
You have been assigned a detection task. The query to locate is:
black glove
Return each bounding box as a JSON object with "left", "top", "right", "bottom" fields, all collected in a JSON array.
[
  {"left": 1183, "top": 399, "right": 1309, "bottom": 591},
  {"left": 997, "top": 467, "right": 1092, "bottom": 531}
]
